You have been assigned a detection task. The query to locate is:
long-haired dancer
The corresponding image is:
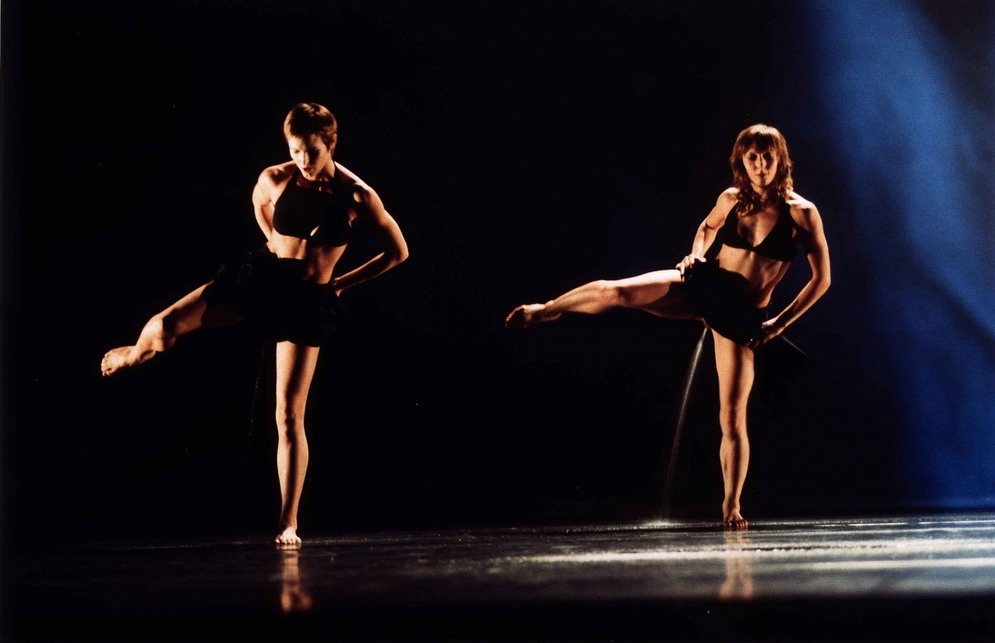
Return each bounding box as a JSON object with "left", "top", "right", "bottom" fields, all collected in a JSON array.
[{"left": 506, "top": 125, "right": 830, "bottom": 529}]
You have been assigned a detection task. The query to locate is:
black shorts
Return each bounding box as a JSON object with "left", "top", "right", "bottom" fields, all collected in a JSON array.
[
  {"left": 684, "top": 261, "right": 767, "bottom": 346},
  {"left": 206, "top": 246, "right": 342, "bottom": 347}
]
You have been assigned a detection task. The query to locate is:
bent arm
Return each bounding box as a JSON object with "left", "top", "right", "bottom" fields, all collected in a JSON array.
[
  {"left": 769, "top": 204, "right": 831, "bottom": 331},
  {"left": 678, "top": 189, "right": 736, "bottom": 273},
  {"left": 690, "top": 215, "right": 720, "bottom": 258},
  {"left": 252, "top": 170, "right": 278, "bottom": 241},
  {"left": 332, "top": 188, "right": 409, "bottom": 294}
]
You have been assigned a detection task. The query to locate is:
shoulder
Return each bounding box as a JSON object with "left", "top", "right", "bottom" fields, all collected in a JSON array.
[
  {"left": 785, "top": 191, "right": 821, "bottom": 229},
  {"left": 254, "top": 162, "right": 295, "bottom": 202},
  {"left": 710, "top": 187, "right": 740, "bottom": 213},
  {"left": 260, "top": 161, "right": 296, "bottom": 185},
  {"left": 718, "top": 187, "right": 740, "bottom": 208},
  {"left": 705, "top": 188, "right": 739, "bottom": 225},
  {"left": 334, "top": 163, "right": 382, "bottom": 209}
]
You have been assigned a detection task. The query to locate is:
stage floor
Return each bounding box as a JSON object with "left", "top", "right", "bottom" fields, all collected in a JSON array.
[{"left": 10, "top": 513, "right": 995, "bottom": 641}]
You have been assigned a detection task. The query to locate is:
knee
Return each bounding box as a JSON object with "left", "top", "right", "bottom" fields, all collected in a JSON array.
[
  {"left": 719, "top": 411, "right": 748, "bottom": 440},
  {"left": 275, "top": 408, "right": 306, "bottom": 439},
  {"left": 595, "top": 280, "right": 629, "bottom": 307}
]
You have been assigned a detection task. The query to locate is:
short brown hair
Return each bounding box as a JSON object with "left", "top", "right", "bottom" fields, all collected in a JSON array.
[
  {"left": 283, "top": 103, "right": 338, "bottom": 147},
  {"left": 729, "top": 124, "right": 794, "bottom": 210}
]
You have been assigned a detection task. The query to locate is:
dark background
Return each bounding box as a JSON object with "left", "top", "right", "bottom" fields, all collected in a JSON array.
[{"left": 2, "top": 0, "right": 993, "bottom": 545}]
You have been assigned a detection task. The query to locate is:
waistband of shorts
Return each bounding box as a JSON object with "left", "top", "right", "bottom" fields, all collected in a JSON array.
[{"left": 251, "top": 247, "right": 337, "bottom": 293}]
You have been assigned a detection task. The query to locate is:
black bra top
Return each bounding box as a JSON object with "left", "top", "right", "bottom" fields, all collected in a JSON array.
[
  {"left": 706, "top": 200, "right": 799, "bottom": 263},
  {"left": 272, "top": 172, "right": 353, "bottom": 247}
]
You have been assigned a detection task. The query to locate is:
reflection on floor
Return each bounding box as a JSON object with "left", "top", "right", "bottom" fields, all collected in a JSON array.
[{"left": 12, "top": 514, "right": 995, "bottom": 640}]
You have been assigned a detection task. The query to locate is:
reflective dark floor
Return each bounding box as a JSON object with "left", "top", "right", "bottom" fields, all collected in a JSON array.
[{"left": 11, "top": 513, "right": 995, "bottom": 641}]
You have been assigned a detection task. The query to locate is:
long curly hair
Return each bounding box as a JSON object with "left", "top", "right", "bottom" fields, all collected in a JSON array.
[{"left": 729, "top": 124, "right": 793, "bottom": 212}]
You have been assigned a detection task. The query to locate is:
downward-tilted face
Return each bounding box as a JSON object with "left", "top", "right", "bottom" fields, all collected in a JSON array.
[
  {"left": 287, "top": 133, "right": 336, "bottom": 180},
  {"left": 742, "top": 146, "right": 779, "bottom": 193}
]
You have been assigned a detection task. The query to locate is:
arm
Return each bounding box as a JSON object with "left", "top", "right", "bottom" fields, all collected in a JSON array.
[
  {"left": 677, "top": 189, "right": 737, "bottom": 276},
  {"left": 331, "top": 187, "right": 409, "bottom": 294},
  {"left": 252, "top": 168, "right": 280, "bottom": 241},
  {"left": 752, "top": 202, "right": 831, "bottom": 347}
]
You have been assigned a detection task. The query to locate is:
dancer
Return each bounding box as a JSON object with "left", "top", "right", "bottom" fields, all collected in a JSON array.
[
  {"left": 102, "top": 103, "right": 409, "bottom": 546},
  {"left": 506, "top": 124, "right": 830, "bottom": 529}
]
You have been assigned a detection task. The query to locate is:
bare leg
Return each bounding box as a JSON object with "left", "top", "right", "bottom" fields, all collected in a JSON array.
[
  {"left": 273, "top": 340, "right": 321, "bottom": 548},
  {"left": 101, "top": 282, "right": 242, "bottom": 377},
  {"left": 505, "top": 269, "right": 697, "bottom": 328},
  {"left": 713, "top": 330, "right": 754, "bottom": 529}
]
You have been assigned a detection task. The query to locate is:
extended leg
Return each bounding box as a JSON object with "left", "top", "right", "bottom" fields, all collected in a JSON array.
[
  {"left": 713, "top": 330, "right": 755, "bottom": 529},
  {"left": 273, "top": 340, "right": 321, "bottom": 547},
  {"left": 101, "top": 282, "right": 242, "bottom": 377},
  {"left": 505, "top": 269, "right": 696, "bottom": 328}
]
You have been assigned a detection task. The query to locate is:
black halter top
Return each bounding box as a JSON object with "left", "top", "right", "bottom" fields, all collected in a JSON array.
[
  {"left": 705, "top": 200, "right": 799, "bottom": 263},
  {"left": 272, "top": 171, "right": 353, "bottom": 247}
]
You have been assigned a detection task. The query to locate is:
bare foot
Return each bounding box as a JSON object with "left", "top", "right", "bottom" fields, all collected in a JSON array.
[
  {"left": 100, "top": 346, "right": 153, "bottom": 377},
  {"left": 275, "top": 525, "right": 302, "bottom": 548},
  {"left": 505, "top": 304, "right": 557, "bottom": 329},
  {"left": 723, "top": 508, "right": 748, "bottom": 530}
]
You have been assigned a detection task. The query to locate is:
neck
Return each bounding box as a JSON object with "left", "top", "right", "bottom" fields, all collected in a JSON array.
[
  {"left": 306, "top": 162, "right": 336, "bottom": 183},
  {"left": 751, "top": 185, "right": 776, "bottom": 205}
]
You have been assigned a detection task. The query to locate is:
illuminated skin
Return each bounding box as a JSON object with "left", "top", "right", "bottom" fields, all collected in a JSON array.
[
  {"left": 101, "top": 126, "right": 409, "bottom": 547},
  {"left": 505, "top": 142, "right": 831, "bottom": 529}
]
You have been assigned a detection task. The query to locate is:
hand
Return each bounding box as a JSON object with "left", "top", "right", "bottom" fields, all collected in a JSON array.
[
  {"left": 331, "top": 278, "right": 345, "bottom": 297},
  {"left": 676, "top": 254, "right": 705, "bottom": 278},
  {"left": 747, "top": 318, "right": 785, "bottom": 350}
]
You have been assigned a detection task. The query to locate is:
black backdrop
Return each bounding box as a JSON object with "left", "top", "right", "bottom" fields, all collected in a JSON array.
[{"left": 3, "top": 0, "right": 989, "bottom": 545}]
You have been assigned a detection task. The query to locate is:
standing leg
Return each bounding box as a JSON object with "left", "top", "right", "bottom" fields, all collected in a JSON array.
[
  {"left": 505, "top": 269, "right": 697, "bottom": 328},
  {"left": 712, "top": 330, "right": 754, "bottom": 529},
  {"left": 273, "top": 340, "right": 321, "bottom": 547},
  {"left": 101, "top": 282, "right": 243, "bottom": 377}
]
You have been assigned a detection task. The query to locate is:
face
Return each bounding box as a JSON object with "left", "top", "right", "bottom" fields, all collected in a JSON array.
[
  {"left": 742, "top": 146, "right": 779, "bottom": 192},
  {"left": 287, "top": 133, "right": 335, "bottom": 180}
]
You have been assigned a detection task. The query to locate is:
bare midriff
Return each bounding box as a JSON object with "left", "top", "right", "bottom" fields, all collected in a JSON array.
[
  {"left": 266, "top": 236, "right": 347, "bottom": 284},
  {"left": 713, "top": 245, "right": 792, "bottom": 308}
]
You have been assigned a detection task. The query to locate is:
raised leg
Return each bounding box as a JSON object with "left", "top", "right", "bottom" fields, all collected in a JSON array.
[
  {"left": 712, "top": 329, "right": 754, "bottom": 529},
  {"left": 505, "top": 269, "right": 697, "bottom": 328},
  {"left": 273, "top": 340, "right": 321, "bottom": 548},
  {"left": 101, "top": 282, "right": 243, "bottom": 377}
]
